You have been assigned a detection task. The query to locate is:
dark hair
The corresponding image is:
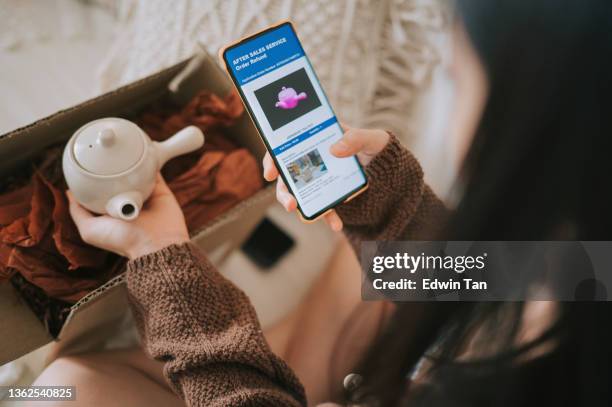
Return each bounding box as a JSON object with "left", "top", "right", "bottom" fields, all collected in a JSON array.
[{"left": 354, "top": 1, "right": 612, "bottom": 405}]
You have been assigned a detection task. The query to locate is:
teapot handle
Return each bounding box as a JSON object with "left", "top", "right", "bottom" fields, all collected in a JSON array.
[{"left": 155, "top": 126, "right": 205, "bottom": 168}]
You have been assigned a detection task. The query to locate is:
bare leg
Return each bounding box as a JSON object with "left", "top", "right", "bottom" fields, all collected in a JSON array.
[
  {"left": 265, "top": 237, "right": 393, "bottom": 404},
  {"left": 25, "top": 348, "right": 182, "bottom": 407}
]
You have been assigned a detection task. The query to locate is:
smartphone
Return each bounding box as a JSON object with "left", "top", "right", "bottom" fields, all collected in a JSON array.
[{"left": 221, "top": 21, "right": 367, "bottom": 221}]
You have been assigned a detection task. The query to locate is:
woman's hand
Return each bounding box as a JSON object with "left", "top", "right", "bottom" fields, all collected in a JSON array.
[
  {"left": 262, "top": 126, "right": 390, "bottom": 231},
  {"left": 67, "top": 174, "right": 190, "bottom": 260}
]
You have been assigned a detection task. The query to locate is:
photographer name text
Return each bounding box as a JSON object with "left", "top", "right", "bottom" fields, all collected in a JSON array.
[{"left": 371, "top": 252, "right": 489, "bottom": 291}]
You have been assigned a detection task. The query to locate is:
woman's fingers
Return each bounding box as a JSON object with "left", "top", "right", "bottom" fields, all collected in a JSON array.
[
  {"left": 66, "top": 191, "right": 98, "bottom": 243},
  {"left": 263, "top": 152, "right": 279, "bottom": 181},
  {"left": 273, "top": 176, "right": 342, "bottom": 230},
  {"left": 276, "top": 178, "right": 297, "bottom": 211},
  {"left": 324, "top": 210, "right": 343, "bottom": 232},
  {"left": 329, "top": 128, "right": 390, "bottom": 159},
  {"left": 263, "top": 128, "right": 350, "bottom": 229},
  {"left": 329, "top": 128, "right": 367, "bottom": 157},
  {"left": 66, "top": 191, "right": 93, "bottom": 224}
]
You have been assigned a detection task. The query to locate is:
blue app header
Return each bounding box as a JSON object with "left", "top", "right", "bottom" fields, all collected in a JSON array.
[{"left": 224, "top": 23, "right": 304, "bottom": 85}]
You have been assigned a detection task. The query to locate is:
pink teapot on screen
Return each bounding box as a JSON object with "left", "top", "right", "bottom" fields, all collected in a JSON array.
[{"left": 275, "top": 86, "right": 307, "bottom": 109}]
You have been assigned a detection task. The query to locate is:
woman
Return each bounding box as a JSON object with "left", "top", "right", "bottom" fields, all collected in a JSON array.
[{"left": 31, "top": 0, "right": 612, "bottom": 406}]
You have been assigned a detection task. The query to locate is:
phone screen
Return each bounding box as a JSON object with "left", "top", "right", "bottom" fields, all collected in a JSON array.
[{"left": 222, "top": 22, "right": 367, "bottom": 220}]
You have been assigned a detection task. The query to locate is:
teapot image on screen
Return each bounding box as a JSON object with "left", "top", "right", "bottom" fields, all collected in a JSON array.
[
  {"left": 275, "top": 86, "right": 307, "bottom": 109},
  {"left": 63, "top": 118, "right": 204, "bottom": 221}
]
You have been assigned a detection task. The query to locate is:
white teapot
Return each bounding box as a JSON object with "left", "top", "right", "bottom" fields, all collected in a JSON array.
[{"left": 63, "top": 117, "right": 204, "bottom": 221}]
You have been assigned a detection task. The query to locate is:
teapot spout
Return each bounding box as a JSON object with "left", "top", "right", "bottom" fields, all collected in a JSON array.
[
  {"left": 155, "top": 126, "right": 204, "bottom": 168},
  {"left": 106, "top": 191, "right": 143, "bottom": 221}
]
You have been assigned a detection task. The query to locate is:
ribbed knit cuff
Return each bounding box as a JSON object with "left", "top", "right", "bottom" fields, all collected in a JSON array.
[
  {"left": 363, "top": 132, "right": 423, "bottom": 194},
  {"left": 127, "top": 242, "right": 197, "bottom": 272},
  {"left": 335, "top": 132, "right": 425, "bottom": 227}
]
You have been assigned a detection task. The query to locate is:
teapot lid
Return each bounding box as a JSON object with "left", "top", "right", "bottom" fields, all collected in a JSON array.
[{"left": 72, "top": 118, "right": 145, "bottom": 176}]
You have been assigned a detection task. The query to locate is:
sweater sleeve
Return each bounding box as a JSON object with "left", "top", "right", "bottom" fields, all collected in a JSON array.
[
  {"left": 126, "top": 243, "right": 306, "bottom": 407},
  {"left": 336, "top": 133, "right": 448, "bottom": 246}
]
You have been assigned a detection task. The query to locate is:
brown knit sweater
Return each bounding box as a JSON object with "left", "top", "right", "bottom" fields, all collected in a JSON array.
[{"left": 126, "top": 135, "right": 447, "bottom": 406}]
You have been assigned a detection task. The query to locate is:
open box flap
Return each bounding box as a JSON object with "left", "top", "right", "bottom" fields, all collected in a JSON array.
[
  {"left": 0, "top": 284, "right": 52, "bottom": 364},
  {"left": 0, "top": 60, "right": 190, "bottom": 177}
]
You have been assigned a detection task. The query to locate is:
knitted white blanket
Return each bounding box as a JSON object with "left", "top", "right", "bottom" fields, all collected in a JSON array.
[{"left": 98, "top": 0, "right": 448, "bottom": 142}]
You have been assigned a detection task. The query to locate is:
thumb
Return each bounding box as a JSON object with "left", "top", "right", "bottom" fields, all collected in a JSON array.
[{"left": 329, "top": 128, "right": 389, "bottom": 158}]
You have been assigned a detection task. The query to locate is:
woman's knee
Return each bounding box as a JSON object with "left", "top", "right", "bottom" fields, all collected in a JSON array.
[
  {"left": 22, "top": 355, "right": 104, "bottom": 407},
  {"left": 28, "top": 352, "right": 178, "bottom": 407},
  {"left": 33, "top": 355, "right": 97, "bottom": 386}
]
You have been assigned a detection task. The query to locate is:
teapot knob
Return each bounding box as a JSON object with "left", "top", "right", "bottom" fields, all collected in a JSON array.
[{"left": 97, "top": 128, "right": 115, "bottom": 147}]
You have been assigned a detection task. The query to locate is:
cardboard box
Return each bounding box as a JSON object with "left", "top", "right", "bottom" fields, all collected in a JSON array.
[{"left": 0, "top": 53, "right": 274, "bottom": 365}]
